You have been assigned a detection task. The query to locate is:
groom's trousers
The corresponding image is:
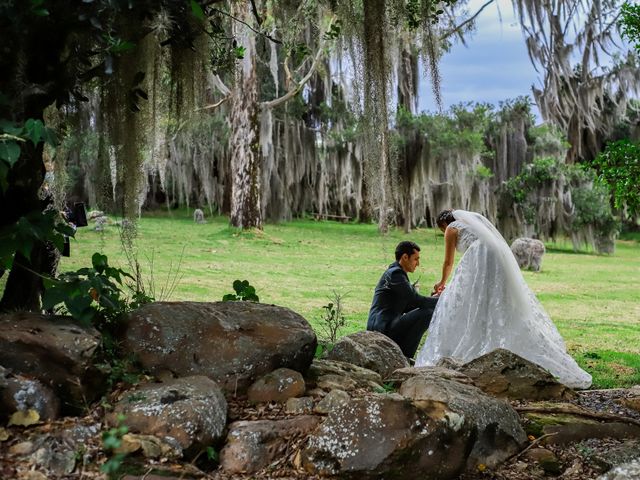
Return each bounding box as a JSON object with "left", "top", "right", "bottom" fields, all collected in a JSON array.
[{"left": 385, "top": 301, "right": 437, "bottom": 359}]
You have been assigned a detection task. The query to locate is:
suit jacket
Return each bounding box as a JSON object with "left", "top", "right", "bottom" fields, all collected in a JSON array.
[{"left": 367, "top": 261, "right": 435, "bottom": 333}]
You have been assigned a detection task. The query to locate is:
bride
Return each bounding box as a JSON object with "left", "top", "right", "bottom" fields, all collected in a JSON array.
[{"left": 415, "top": 209, "right": 592, "bottom": 389}]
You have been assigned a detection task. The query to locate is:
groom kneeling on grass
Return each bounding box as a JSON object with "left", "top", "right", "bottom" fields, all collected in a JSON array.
[{"left": 367, "top": 241, "right": 439, "bottom": 362}]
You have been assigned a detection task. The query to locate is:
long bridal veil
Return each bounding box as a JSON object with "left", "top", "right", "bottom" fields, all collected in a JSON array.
[{"left": 415, "top": 210, "right": 592, "bottom": 389}]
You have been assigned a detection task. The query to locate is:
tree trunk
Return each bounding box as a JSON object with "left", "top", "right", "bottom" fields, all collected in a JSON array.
[{"left": 229, "top": 5, "right": 262, "bottom": 230}]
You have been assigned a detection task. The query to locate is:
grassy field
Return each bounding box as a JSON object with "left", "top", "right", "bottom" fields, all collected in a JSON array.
[{"left": 57, "top": 210, "right": 640, "bottom": 389}]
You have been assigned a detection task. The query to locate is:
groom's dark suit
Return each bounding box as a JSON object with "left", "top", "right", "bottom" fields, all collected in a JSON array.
[{"left": 367, "top": 261, "right": 438, "bottom": 359}]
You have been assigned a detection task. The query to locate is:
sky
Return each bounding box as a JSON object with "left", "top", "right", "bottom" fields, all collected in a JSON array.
[{"left": 418, "top": 0, "right": 542, "bottom": 119}]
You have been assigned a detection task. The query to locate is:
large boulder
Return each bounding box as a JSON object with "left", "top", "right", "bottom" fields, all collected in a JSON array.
[
  {"left": 122, "top": 302, "right": 316, "bottom": 393},
  {"left": 511, "top": 237, "right": 545, "bottom": 271},
  {"left": 301, "top": 392, "right": 475, "bottom": 479},
  {"left": 459, "top": 349, "right": 575, "bottom": 400},
  {"left": 326, "top": 331, "right": 409, "bottom": 378},
  {"left": 108, "top": 376, "right": 227, "bottom": 454},
  {"left": 0, "top": 313, "right": 103, "bottom": 414},
  {"left": 400, "top": 374, "right": 527, "bottom": 470},
  {"left": 220, "top": 416, "right": 321, "bottom": 474}
]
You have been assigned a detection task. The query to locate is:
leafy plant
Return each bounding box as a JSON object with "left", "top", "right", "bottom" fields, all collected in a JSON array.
[
  {"left": 0, "top": 208, "right": 74, "bottom": 270},
  {"left": 222, "top": 279, "right": 259, "bottom": 302},
  {"left": 100, "top": 414, "right": 129, "bottom": 479},
  {"left": 317, "top": 291, "right": 348, "bottom": 345},
  {"left": 43, "top": 252, "right": 139, "bottom": 327},
  {"left": 0, "top": 118, "right": 57, "bottom": 190}
]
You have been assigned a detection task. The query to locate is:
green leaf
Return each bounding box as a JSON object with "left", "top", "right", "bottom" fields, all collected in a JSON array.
[
  {"left": 92, "top": 252, "right": 109, "bottom": 273},
  {"left": 0, "top": 141, "right": 21, "bottom": 165},
  {"left": 233, "top": 46, "right": 246, "bottom": 59},
  {"left": 190, "top": 0, "right": 205, "bottom": 20},
  {"left": 24, "top": 119, "right": 45, "bottom": 145},
  {"left": 42, "top": 287, "right": 69, "bottom": 310}
]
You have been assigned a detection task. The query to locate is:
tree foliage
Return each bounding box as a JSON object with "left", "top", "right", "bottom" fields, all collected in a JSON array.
[{"left": 590, "top": 139, "right": 640, "bottom": 217}]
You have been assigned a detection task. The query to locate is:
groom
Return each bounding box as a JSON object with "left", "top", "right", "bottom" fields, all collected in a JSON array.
[{"left": 367, "top": 241, "right": 439, "bottom": 360}]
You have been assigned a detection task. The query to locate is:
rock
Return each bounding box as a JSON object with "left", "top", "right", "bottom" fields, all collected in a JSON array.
[
  {"left": 115, "top": 434, "right": 181, "bottom": 459},
  {"left": 0, "top": 313, "right": 103, "bottom": 414},
  {"left": 597, "top": 458, "right": 640, "bottom": 480},
  {"left": 436, "top": 356, "right": 465, "bottom": 370},
  {"left": 524, "top": 447, "right": 562, "bottom": 475},
  {"left": 326, "top": 331, "right": 409, "bottom": 378},
  {"left": 585, "top": 439, "right": 640, "bottom": 473},
  {"left": 285, "top": 396, "right": 313, "bottom": 414},
  {"left": 305, "top": 359, "right": 383, "bottom": 392},
  {"left": 9, "top": 441, "right": 35, "bottom": 456},
  {"left": 220, "top": 416, "right": 321, "bottom": 474},
  {"left": 511, "top": 237, "right": 545, "bottom": 271},
  {"left": 386, "top": 366, "right": 474, "bottom": 387},
  {"left": 193, "top": 208, "right": 206, "bottom": 224},
  {"left": 108, "top": 376, "right": 227, "bottom": 453},
  {"left": 122, "top": 301, "right": 316, "bottom": 393},
  {"left": 400, "top": 374, "right": 527, "bottom": 470},
  {"left": 301, "top": 392, "right": 475, "bottom": 479},
  {"left": 0, "top": 373, "right": 60, "bottom": 422},
  {"left": 314, "top": 389, "right": 350, "bottom": 414},
  {"left": 460, "top": 348, "right": 575, "bottom": 400},
  {"left": 247, "top": 368, "right": 306, "bottom": 403},
  {"left": 522, "top": 406, "right": 640, "bottom": 444}
]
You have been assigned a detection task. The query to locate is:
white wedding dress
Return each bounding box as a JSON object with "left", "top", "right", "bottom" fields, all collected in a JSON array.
[{"left": 415, "top": 210, "right": 592, "bottom": 389}]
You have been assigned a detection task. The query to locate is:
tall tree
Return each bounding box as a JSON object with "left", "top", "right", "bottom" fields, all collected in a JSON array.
[
  {"left": 0, "top": 0, "right": 216, "bottom": 311},
  {"left": 512, "top": 0, "right": 640, "bottom": 163}
]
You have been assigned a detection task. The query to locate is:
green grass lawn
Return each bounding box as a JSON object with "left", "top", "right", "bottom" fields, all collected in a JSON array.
[{"left": 58, "top": 211, "right": 640, "bottom": 389}]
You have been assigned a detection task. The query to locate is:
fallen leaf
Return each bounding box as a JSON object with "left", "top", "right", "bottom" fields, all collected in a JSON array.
[
  {"left": 8, "top": 409, "right": 40, "bottom": 427},
  {"left": 0, "top": 427, "right": 9, "bottom": 441}
]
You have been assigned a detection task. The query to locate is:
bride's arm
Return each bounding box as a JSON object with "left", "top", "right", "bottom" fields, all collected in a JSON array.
[{"left": 433, "top": 226, "right": 458, "bottom": 293}]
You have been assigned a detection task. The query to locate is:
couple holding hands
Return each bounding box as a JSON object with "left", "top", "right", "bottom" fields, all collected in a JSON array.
[{"left": 367, "top": 209, "right": 592, "bottom": 390}]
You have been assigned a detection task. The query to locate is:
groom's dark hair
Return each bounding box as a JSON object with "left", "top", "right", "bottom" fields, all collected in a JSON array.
[{"left": 395, "top": 241, "right": 420, "bottom": 261}]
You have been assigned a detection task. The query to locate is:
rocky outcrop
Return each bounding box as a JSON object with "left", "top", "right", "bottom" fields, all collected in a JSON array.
[
  {"left": 122, "top": 301, "right": 317, "bottom": 393},
  {"left": 301, "top": 392, "right": 475, "bottom": 479},
  {"left": 459, "top": 349, "right": 575, "bottom": 400},
  {"left": 220, "top": 416, "right": 321, "bottom": 474},
  {"left": 400, "top": 374, "right": 527, "bottom": 469},
  {"left": 0, "top": 313, "right": 103, "bottom": 414},
  {"left": 326, "top": 331, "right": 409, "bottom": 378},
  {"left": 108, "top": 376, "right": 227, "bottom": 453}
]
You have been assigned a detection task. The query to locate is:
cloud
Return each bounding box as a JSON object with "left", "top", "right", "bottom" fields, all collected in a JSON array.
[{"left": 418, "top": 0, "right": 541, "bottom": 118}]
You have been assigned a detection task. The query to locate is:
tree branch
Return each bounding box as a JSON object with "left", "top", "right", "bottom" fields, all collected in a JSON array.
[
  {"left": 210, "top": 8, "right": 282, "bottom": 44},
  {"left": 439, "top": 0, "right": 495, "bottom": 41},
  {"left": 195, "top": 96, "right": 230, "bottom": 111},
  {"left": 260, "top": 41, "right": 326, "bottom": 110}
]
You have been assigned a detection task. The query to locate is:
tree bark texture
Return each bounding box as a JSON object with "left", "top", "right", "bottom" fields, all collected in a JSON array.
[{"left": 229, "top": 4, "right": 262, "bottom": 230}]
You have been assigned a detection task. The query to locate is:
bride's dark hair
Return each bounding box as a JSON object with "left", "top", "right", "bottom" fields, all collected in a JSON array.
[{"left": 436, "top": 209, "right": 455, "bottom": 229}]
